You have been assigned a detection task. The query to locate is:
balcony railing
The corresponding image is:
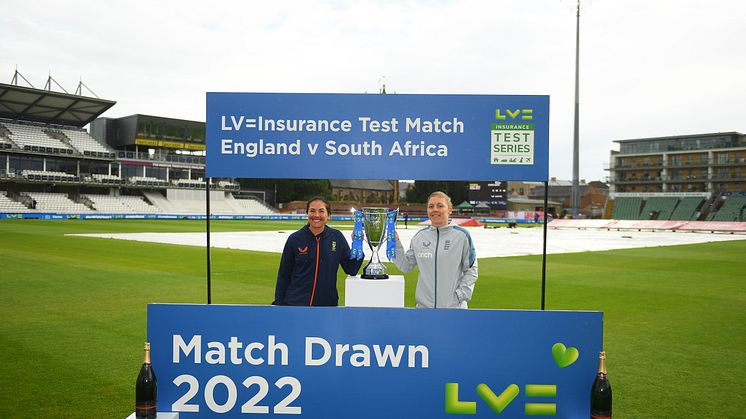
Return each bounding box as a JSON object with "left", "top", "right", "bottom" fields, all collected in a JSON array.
[
  {"left": 666, "top": 160, "right": 710, "bottom": 167},
  {"left": 116, "top": 151, "right": 206, "bottom": 166},
  {"left": 710, "top": 159, "right": 746, "bottom": 167}
]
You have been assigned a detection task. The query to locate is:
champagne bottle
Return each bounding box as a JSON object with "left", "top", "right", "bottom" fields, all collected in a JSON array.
[
  {"left": 136, "top": 342, "right": 157, "bottom": 419},
  {"left": 590, "top": 351, "right": 612, "bottom": 419}
]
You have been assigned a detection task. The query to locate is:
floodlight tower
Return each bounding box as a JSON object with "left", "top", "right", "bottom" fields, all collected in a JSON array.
[{"left": 571, "top": 0, "right": 581, "bottom": 218}]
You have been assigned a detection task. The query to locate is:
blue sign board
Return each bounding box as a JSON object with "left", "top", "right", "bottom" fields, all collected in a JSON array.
[
  {"left": 148, "top": 304, "right": 601, "bottom": 418},
  {"left": 206, "top": 93, "right": 549, "bottom": 181}
]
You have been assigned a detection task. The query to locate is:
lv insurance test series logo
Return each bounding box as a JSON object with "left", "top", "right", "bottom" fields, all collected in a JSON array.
[{"left": 490, "top": 109, "right": 534, "bottom": 165}]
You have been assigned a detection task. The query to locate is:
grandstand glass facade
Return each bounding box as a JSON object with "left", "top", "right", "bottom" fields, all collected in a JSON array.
[
  {"left": 9, "top": 155, "right": 44, "bottom": 172},
  {"left": 79, "top": 160, "right": 112, "bottom": 176},
  {"left": 45, "top": 158, "right": 78, "bottom": 175},
  {"left": 136, "top": 116, "right": 205, "bottom": 144}
]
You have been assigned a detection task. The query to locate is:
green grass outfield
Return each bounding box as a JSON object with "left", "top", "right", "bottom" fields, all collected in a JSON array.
[{"left": 1, "top": 219, "right": 744, "bottom": 418}]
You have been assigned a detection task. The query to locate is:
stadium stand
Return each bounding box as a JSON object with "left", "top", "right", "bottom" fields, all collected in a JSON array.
[
  {"left": 118, "top": 195, "right": 161, "bottom": 213},
  {"left": 227, "top": 194, "right": 275, "bottom": 214},
  {"left": 611, "top": 196, "right": 643, "bottom": 220},
  {"left": 82, "top": 194, "right": 160, "bottom": 213},
  {"left": 1, "top": 121, "right": 74, "bottom": 154},
  {"left": 0, "top": 123, "right": 14, "bottom": 145},
  {"left": 23, "top": 192, "right": 92, "bottom": 213},
  {"left": 1, "top": 81, "right": 283, "bottom": 218},
  {"left": 165, "top": 189, "right": 233, "bottom": 213},
  {"left": 47, "top": 127, "right": 115, "bottom": 157},
  {"left": 22, "top": 170, "right": 79, "bottom": 182},
  {"left": 91, "top": 174, "right": 125, "bottom": 185},
  {"left": 669, "top": 197, "right": 704, "bottom": 221},
  {"left": 142, "top": 191, "right": 180, "bottom": 213},
  {"left": 0, "top": 125, "right": 15, "bottom": 149},
  {"left": 173, "top": 179, "right": 206, "bottom": 188},
  {"left": 709, "top": 195, "right": 746, "bottom": 221},
  {"left": 129, "top": 176, "right": 169, "bottom": 187},
  {"left": 638, "top": 196, "right": 679, "bottom": 220},
  {"left": 83, "top": 194, "right": 129, "bottom": 213},
  {"left": 0, "top": 191, "right": 32, "bottom": 212},
  {"left": 217, "top": 180, "right": 241, "bottom": 190},
  {"left": 138, "top": 189, "right": 276, "bottom": 214}
]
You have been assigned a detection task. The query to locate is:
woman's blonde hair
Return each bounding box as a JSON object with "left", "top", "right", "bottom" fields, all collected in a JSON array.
[{"left": 427, "top": 191, "right": 453, "bottom": 210}]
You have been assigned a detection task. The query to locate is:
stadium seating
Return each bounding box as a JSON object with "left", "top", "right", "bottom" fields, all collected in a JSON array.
[
  {"left": 118, "top": 195, "right": 161, "bottom": 213},
  {"left": 91, "top": 174, "right": 125, "bottom": 185},
  {"left": 166, "top": 189, "right": 231, "bottom": 213},
  {"left": 217, "top": 180, "right": 240, "bottom": 190},
  {"left": 52, "top": 128, "right": 115, "bottom": 157},
  {"left": 0, "top": 191, "right": 32, "bottom": 212},
  {"left": 611, "top": 197, "right": 643, "bottom": 220},
  {"left": 83, "top": 194, "right": 161, "bottom": 213},
  {"left": 173, "top": 179, "right": 206, "bottom": 188},
  {"left": 141, "top": 189, "right": 276, "bottom": 214},
  {"left": 24, "top": 192, "right": 92, "bottom": 213},
  {"left": 638, "top": 197, "right": 679, "bottom": 220},
  {"left": 1, "top": 122, "right": 74, "bottom": 154},
  {"left": 226, "top": 194, "right": 275, "bottom": 214},
  {"left": 709, "top": 195, "right": 746, "bottom": 221},
  {"left": 21, "top": 170, "right": 79, "bottom": 182},
  {"left": 669, "top": 197, "right": 704, "bottom": 221},
  {"left": 0, "top": 137, "right": 14, "bottom": 149},
  {"left": 129, "top": 176, "right": 169, "bottom": 187}
]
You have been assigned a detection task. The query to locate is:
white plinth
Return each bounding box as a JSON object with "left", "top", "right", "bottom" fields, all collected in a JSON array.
[{"left": 344, "top": 275, "right": 405, "bottom": 308}]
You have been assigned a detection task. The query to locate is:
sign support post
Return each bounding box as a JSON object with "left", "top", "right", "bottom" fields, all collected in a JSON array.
[
  {"left": 206, "top": 178, "right": 212, "bottom": 304},
  {"left": 541, "top": 180, "right": 549, "bottom": 310}
]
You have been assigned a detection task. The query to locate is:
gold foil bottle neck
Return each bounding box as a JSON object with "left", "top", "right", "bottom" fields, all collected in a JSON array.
[{"left": 144, "top": 342, "right": 151, "bottom": 364}]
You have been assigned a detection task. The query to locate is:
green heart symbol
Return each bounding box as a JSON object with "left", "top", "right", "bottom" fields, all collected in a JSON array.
[{"left": 552, "top": 342, "right": 579, "bottom": 368}]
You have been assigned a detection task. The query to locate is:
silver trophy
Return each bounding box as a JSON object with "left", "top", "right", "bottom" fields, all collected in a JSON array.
[{"left": 361, "top": 207, "right": 398, "bottom": 279}]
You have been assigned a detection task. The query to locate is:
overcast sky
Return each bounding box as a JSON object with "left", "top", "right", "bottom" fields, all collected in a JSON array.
[{"left": 2, "top": 0, "right": 744, "bottom": 182}]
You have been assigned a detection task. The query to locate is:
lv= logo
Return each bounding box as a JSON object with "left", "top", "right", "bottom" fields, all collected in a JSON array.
[{"left": 445, "top": 342, "right": 579, "bottom": 416}]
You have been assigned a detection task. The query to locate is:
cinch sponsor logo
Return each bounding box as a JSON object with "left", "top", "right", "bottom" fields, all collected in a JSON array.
[{"left": 416, "top": 252, "right": 433, "bottom": 259}]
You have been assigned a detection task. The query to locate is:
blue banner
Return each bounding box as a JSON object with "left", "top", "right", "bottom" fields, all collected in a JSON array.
[
  {"left": 148, "top": 304, "right": 601, "bottom": 418},
  {"left": 206, "top": 93, "right": 549, "bottom": 181}
]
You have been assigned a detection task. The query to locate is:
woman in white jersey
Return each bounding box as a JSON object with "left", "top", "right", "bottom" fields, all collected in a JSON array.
[{"left": 393, "top": 191, "right": 478, "bottom": 308}]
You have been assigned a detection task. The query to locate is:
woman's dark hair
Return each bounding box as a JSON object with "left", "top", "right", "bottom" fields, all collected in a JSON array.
[{"left": 306, "top": 196, "right": 331, "bottom": 214}]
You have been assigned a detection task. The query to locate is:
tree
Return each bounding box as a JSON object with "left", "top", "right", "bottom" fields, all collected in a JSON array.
[
  {"left": 237, "top": 178, "right": 331, "bottom": 204},
  {"left": 407, "top": 181, "right": 468, "bottom": 204}
]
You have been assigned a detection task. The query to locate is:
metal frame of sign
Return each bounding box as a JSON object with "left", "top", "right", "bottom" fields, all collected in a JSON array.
[
  {"left": 203, "top": 92, "right": 552, "bottom": 307},
  {"left": 148, "top": 304, "right": 602, "bottom": 419},
  {"left": 205, "top": 93, "right": 549, "bottom": 181}
]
